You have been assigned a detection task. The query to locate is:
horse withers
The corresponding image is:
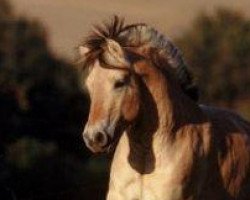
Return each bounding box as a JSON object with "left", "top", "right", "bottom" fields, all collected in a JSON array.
[{"left": 79, "top": 16, "right": 250, "bottom": 200}]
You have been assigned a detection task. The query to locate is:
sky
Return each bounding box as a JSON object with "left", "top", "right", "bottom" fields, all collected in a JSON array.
[{"left": 10, "top": 0, "right": 250, "bottom": 60}]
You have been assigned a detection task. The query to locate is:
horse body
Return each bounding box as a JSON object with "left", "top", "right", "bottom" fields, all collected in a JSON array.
[
  {"left": 199, "top": 106, "right": 250, "bottom": 200},
  {"left": 108, "top": 107, "right": 250, "bottom": 200},
  {"left": 106, "top": 60, "right": 250, "bottom": 200},
  {"left": 79, "top": 17, "right": 250, "bottom": 200}
]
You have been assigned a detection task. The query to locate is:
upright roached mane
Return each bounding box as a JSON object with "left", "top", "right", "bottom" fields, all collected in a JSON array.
[{"left": 80, "top": 16, "right": 199, "bottom": 101}]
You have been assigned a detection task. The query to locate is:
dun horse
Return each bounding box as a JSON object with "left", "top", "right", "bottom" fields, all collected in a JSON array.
[{"left": 79, "top": 17, "right": 250, "bottom": 200}]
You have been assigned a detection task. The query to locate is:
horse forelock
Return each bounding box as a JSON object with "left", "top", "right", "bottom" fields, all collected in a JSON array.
[
  {"left": 79, "top": 16, "right": 142, "bottom": 67},
  {"left": 79, "top": 16, "right": 199, "bottom": 101}
]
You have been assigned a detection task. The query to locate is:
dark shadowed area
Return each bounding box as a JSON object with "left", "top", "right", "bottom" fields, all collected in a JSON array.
[{"left": 0, "top": 0, "right": 249, "bottom": 199}]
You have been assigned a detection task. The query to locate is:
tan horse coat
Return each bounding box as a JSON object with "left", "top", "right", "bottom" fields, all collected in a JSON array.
[
  {"left": 79, "top": 17, "right": 250, "bottom": 200},
  {"left": 106, "top": 60, "right": 250, "bottom": 200}
]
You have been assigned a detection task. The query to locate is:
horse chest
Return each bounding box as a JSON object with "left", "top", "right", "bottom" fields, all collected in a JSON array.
[
  {"left": 108, "top": 166, "right": 184, "bottom": 200},
  {"left": 107, "top": 135, "right": 186, "bottom": 200}
]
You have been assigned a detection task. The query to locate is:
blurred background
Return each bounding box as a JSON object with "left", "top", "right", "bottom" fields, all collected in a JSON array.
[{"left": 0, "top": 0, "right": 249, "bottom": 199}]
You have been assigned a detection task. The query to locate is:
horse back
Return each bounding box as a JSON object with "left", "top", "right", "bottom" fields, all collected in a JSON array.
[{"left": 200, "top": 105, "right": 250, "bottom": 199}]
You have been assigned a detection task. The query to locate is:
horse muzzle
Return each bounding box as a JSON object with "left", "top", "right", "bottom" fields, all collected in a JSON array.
[{"left": 83, "top": 129, "right": 113, "bottom": 153}]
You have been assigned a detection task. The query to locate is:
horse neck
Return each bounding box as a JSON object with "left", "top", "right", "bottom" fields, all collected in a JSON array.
[
  {"left": 132, "top": 60, "right": 203, "bottom": 141},
  {"left": 124, "top": 61, "right": 205, "bottom": 174}
]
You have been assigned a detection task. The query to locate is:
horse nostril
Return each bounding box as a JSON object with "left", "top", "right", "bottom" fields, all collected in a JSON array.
[
  {"left": 83, "top": 132, "right": 88, "bottom": 140},
  {"left": 94, "top": 132, "right": 107, "bottom": 146}
]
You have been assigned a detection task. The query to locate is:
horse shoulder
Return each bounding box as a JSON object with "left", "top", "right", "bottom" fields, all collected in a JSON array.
[
  {"left": 200, "top": 105, "right": 250, "bottom": 198},
  {"left": 108, "top": 133, "right": 142, "bottom": 200}
]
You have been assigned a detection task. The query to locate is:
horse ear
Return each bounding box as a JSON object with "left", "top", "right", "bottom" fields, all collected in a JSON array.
[
  {"left": 102, "top": 39, "right": 129, "bottom": 67},
  {"left": 105, "top": 39, "right": 123, "bottom": 55},
  {"left": 79, "top": 46, "right": 90, "bottom": 56}
]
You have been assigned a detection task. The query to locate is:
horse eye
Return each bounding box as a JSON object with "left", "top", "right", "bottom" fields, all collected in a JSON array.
[
  {"left": 114, "top": 76, "right": 130, "bottom": 89},
  {"left": 114, "top": 80, "right": 126, "bottom": 89}
]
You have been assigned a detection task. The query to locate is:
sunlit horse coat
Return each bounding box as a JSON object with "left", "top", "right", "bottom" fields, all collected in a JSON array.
[{"left": 79, "top": 17, "right": 250, "bottom": 200}]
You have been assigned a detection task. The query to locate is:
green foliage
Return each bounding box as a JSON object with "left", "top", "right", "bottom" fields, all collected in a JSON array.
[
  {"left": 0, "top": 0, "right": 12, "bottom": 19},
  {"left": 5, "top": 137, "right": 108, "bottom": 200},
  {"left": 0, "top": 1, "right": 106, "bottom": 200},
  {"left": 6, "top": 138, "right": 57, "bottom": 169},
  {"left": 177, "top": 8, "right": 250, "bottom": 106}
]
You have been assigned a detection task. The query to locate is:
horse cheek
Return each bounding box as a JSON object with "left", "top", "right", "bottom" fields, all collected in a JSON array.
[{"left": 122, "top": 93, "right": 139, "bottom": 122}]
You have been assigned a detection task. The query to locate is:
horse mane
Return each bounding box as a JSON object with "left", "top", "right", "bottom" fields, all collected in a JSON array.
[{"left": 80, "top": 16, "right": 199, "bottom": 102}]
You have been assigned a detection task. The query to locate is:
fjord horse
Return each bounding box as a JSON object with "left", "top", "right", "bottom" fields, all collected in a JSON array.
[{"left": 79, "top": 17, "right": 250, "bottom": 200}]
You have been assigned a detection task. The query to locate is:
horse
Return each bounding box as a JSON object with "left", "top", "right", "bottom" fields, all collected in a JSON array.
[{"left": 78, "top": 16, "right": 250, "bottom": 200}]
